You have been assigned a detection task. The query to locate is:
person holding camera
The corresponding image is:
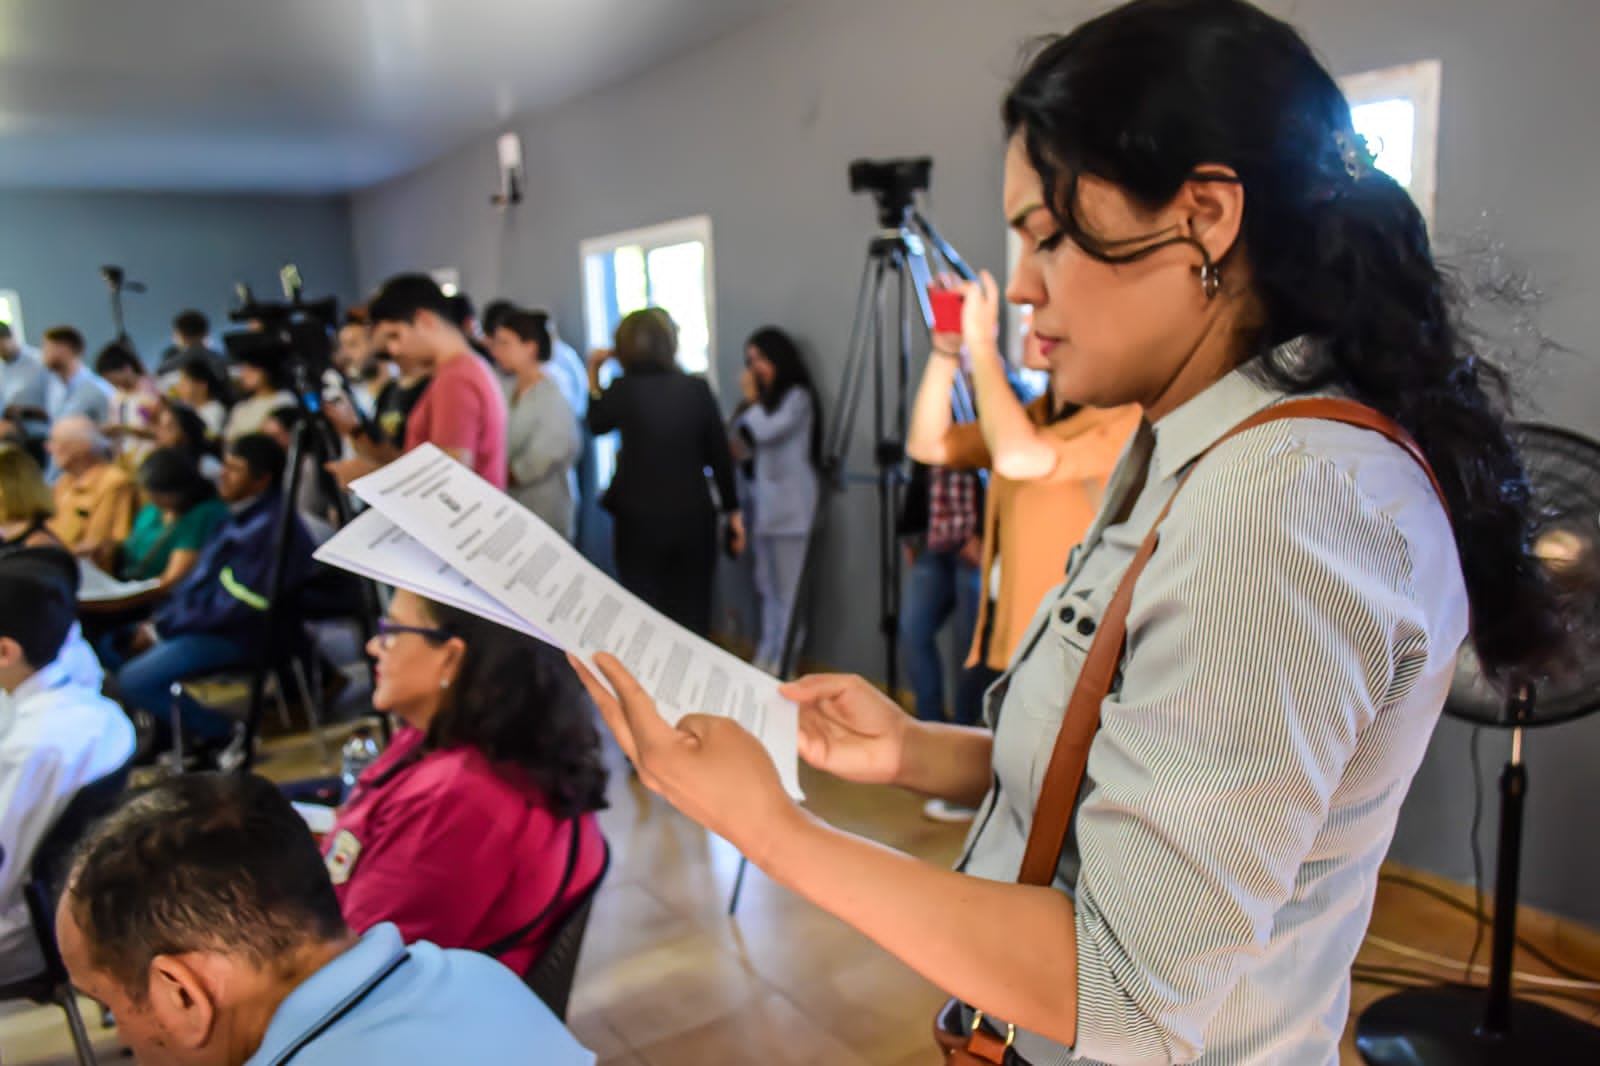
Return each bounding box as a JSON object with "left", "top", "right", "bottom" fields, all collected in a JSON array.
[
  {"left": 325, "top": 274, "right": 507, "bottom": 491},
  {"left": 587, "top": 308, "right": 743, "bottom": 637}
]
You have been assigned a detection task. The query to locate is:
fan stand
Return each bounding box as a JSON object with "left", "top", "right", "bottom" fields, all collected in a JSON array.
[{"left": 1356, "top": 684, "right": 1600, "bottom": 1063}]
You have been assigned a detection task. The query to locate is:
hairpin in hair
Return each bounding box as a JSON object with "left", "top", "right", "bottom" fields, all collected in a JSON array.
[{"left": 1333, "top": 129, "right": 1376, "bottom": 181}]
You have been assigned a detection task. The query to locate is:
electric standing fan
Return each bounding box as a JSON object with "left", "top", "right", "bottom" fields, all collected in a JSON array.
[{"left": 1357, "top": 423, "right": 1600, "bottom": 1062}]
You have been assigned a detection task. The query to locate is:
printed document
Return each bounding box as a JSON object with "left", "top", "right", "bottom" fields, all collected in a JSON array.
[{"left": 315, "top": 445, "right": 802, "bottom": 799}]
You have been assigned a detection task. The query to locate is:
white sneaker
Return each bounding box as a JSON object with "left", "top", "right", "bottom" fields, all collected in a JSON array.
[{"left": 922, "top": 798, "right": 978, "bottom": 824}]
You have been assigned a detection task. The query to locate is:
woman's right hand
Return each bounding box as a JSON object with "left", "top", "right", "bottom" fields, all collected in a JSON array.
[{"left": 780, "top": 673, "right": 913, "bottom": 786}]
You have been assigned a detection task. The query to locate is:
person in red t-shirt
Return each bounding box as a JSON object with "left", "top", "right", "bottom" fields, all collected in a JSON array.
[
  {"left": 326, "top": 274, "right": 509, "bottom": 490},
  {"left": 326, "top": 590, "right": 609, "bottom": 975}
]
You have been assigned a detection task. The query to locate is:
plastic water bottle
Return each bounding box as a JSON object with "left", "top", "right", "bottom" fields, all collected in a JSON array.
[{"left": 340, "top": 728, "right": 382, "bottom": 799}]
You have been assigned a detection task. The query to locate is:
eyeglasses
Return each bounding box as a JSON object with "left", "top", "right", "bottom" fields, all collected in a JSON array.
[{"left": 375, "top": 618, "right": 453, "bottom": 650}]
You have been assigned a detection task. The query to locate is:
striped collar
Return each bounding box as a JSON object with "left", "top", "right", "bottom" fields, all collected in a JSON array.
[{"left": 1148, "top": 336, "right": 1318, "bottom": 486}]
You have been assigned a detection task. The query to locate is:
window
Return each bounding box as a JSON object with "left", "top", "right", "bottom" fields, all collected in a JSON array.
[
  {"left": 580, "top": 215, "right": 717, "bottom": 486},
  {"left": 0, "top": 290, "right": 23, "bottom": 342},
  {"left": 1340, "top": 59, "right": 1441, "bottom": 229}
]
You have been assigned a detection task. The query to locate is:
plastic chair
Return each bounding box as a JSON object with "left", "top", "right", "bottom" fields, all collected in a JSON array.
[
  {"left": 0, "top": 762, "right": 132, "bottom": 1066},
  {"left": 523, "top": 840, "right": 610, "bottom": 1021}
]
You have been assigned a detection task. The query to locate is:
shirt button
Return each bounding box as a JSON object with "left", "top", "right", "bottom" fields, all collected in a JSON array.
[
  {"left": 1077, "top": 617, "right": 1097, "bottom": 637},
  {"left": 1058, "top": 606, "right": 1076, "bottom": 625}
]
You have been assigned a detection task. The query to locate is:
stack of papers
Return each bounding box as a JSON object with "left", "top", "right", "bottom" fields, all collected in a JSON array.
[
  {"left": 78, "top": 560, "right": 162, "bottom": 603},
  {"left": 314, "top": 445, "right": 803, "bottom": 799}
]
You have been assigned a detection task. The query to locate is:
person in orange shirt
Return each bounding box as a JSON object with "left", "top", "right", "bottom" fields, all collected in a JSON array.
[
  {"left": 45, "top": 415, "right": 139, "bottom": 560},
  {"left": 908, "top": 295, "right": 1139, "bottom": 728}
]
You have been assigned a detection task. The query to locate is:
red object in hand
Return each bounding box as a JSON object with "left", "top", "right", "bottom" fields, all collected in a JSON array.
[{"left": 928, "top": 285, "right": 965, "bottom": 334}]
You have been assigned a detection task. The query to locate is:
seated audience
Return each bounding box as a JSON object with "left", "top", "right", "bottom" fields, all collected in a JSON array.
[
  {"left": 94, "top": 342, "right": 164, "bottom": 469},
  {"left": 326, "top": 274, "right": 506, "bottom": 489},
  {"left": 57, "top": 772, "right": 596, "bottom": 1066},
  {"left": 489, "top": 310, "right": 581, "bottom": 539},
  {"left": 40, "top": 326, "right": 114, "bottom": 424},
  {"left": 329, "top": 591, "right": 607, "bottom": 974},
  {"left": 0, "top": 547, "right": 136, "bottom": 984},
  {"left": 157, "top": 309, "right": 229, "bottom": 388},
  {"left": 113, "top": 448, "right": 230, "bottom": 587},
  {"left": 46, "top": 416, "right": 139, "bottom": 558},
  {"left": 0, "top": 444, "right": 58, "bottom": 548},
  {"left": 103, "top": 434, "right": 313, "bottom": 758},
  {"left": 153, "top": 399, "right": 223, "bottom": 481},
  {"left": 173, "top": 357, "right": 230, "bottom": 439},
  {"left": 222, "top": 347, "right": 294, "bottom": 444}
]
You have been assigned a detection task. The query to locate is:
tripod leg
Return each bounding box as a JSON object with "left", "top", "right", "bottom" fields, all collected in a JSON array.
[{"left": 826, "top": 254, "right": 882, "bottom": 468}]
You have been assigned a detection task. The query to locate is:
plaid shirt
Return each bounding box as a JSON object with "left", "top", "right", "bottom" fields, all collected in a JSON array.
[{"left": 926, "top": 466, "right": 981, "bottom": 553}]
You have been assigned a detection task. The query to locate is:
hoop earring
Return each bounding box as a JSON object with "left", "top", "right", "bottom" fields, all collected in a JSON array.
[{"left": 1197, "top": 258, "right": 1222, "bottom": 301}]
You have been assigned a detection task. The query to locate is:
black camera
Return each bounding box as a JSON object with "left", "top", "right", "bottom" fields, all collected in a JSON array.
[
  {"left": 849, "top": 157, "right": 932, "bottom": 228},
  {"left": 223, "top": 271, "right": 341, "bottom": 406}
]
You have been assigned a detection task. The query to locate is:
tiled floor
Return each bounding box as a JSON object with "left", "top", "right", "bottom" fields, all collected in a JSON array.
[{"left": 3, "top": 729, "right": 1598, "bottom": 1065}]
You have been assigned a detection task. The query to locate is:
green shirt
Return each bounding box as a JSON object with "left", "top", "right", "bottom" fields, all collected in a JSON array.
[{"left": 119, "top": 498, "right": 230, "bottom": 581}]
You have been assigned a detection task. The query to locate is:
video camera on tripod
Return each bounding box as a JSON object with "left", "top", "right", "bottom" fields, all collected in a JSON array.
[
  {"left": 220, "top": 266, "right": 380, "bottom": 766},
  {"left": 780, "top": 156, "right": 979, "bottom": 689}
]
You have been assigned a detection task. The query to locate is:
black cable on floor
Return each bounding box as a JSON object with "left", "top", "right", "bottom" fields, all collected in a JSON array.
[{"left": 1377, "top": 870, "right": 1600, "bottom": 983}]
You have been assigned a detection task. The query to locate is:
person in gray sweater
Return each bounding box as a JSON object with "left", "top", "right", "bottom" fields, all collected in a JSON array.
[
  {"left": 732, "top": 327, "right": 821, "bottom": 675},
  {"left": 488, "top": 311, "right": 581, "bottom": 540}
]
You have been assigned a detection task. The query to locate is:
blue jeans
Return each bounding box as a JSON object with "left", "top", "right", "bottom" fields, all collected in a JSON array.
[
  {"left": 898, "top": 547, "right": 986, "bottom": 726},
  {"left": 103, "top": 633, "right": 249, "bottom": 743}
]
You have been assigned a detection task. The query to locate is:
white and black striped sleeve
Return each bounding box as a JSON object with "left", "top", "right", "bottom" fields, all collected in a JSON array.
[{"left": 1067, "top": 441, "right": 1419, "bottom": 1064}]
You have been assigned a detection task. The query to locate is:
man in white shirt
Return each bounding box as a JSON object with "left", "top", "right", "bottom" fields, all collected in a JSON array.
[{"left": 0, "top": 547, "right": 135, "bottom": 984}]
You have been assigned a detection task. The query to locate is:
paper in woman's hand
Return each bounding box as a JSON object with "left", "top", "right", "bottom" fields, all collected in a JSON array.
[{"left": 319, "top": 445, "right": 802, "bottom": 800}]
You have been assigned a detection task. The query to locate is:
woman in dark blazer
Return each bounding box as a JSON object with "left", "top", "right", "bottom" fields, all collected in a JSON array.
[{"left": 587, "top": 308, "right": 744, "bottom": 636}]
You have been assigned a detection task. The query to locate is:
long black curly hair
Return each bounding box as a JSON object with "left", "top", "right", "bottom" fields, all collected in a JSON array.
[
  {"left": 420, "top": 599, "right": 609, "bottom": 819},
  {"left": 1002, "top": 0, "right": 1565, "bottom": 681}
]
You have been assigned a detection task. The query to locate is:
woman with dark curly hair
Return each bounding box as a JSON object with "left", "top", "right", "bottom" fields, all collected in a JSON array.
[
  {"left": 326, "top": 590, "right": 608, "bottom": 974},
  {"left": 569, "top": 1, "right": 1570, "bottom": 1062}
]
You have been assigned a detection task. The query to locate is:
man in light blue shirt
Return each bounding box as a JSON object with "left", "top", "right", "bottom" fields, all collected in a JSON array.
[
  {"left": 56, "top": 773, "right": 595, "bottom": 1066},
  {"left": 0, "top": 322, "right": 50, "bottom": 418},
  {"left": 40, "top": 326, "right": 113, "bottom": 424}
]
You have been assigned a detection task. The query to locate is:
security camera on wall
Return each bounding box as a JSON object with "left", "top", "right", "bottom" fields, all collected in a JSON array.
[{"left": 492, "top": 132, "right": 524, "bottom": 208}]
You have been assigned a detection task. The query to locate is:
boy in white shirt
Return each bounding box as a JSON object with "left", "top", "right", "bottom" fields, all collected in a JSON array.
[{"left": 0, "top": 546, "right": 135, "bottom": 983}]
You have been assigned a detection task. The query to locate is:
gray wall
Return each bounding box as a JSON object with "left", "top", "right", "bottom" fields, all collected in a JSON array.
[
  {"left": 351, "top": 0, "right": 1600, "bottom": 926},
  {"left": 0, "top": 189, "right": 357, "bottom": 362}
]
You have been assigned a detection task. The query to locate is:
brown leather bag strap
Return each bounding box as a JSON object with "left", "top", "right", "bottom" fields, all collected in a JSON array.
[{"left": 1015, "top": 397, "right": 1443, "bottom": 886}]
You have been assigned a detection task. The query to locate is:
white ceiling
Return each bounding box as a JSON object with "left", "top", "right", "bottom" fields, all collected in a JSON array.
[{"left": 0, "top": 0, "right": 796, "bottom": 194}]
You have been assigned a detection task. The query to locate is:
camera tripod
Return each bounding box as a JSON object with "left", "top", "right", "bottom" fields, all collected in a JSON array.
[
  {"left": 775, "top": 196, "right": 974, "bottom": 692},
  {"left": 242, "top": 349, "right": 382, "bottom": 768},
  {"left": 728, "top": 162, "right": 977, "bottom": 917}
]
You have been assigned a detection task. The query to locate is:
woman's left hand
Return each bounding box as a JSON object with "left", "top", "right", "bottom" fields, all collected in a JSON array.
[
  {"left": 568, "top": 652, "right": 798, "bottom": 858},
  {"left": 960, "top": 270, "right": 1004, "bottom": 362}
]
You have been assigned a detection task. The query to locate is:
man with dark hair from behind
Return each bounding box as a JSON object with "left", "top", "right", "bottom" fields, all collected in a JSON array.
[
  {"left": 0, "top": 546, "right": 135, "bottom": 984},
  {"left": 56, "top": 772, "right": 595, "bottom": 1065},
  {"left": 159, "top": 309, "right": 230, "bottom": 386},
  {"left": 102, "top": 433, "right": 315, "bottom": 766},
  {"left": 325, "top": 273, "right": 507, "bottom": 489}
]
